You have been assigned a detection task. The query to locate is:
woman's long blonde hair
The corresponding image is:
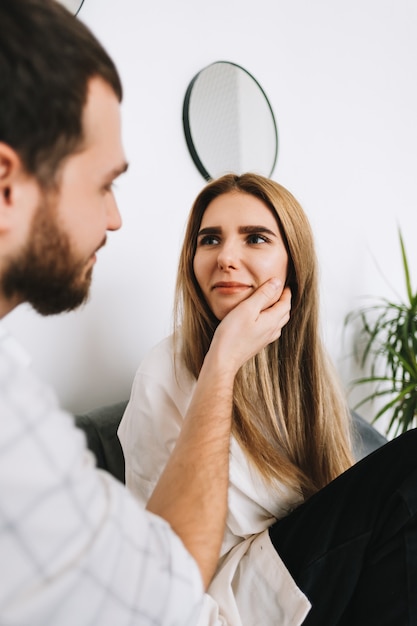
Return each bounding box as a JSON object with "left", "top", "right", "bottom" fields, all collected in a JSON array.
[{"left": 174, "top": 173, "right": 354, "bottom": 498}]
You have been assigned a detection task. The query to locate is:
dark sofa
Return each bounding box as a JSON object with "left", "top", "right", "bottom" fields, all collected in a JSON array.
[{"left": 75, "top": 402, "right": 387, "bottom": 484}]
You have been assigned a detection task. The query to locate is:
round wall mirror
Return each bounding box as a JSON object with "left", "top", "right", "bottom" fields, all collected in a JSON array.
[
  {"left": 57, "top": 0, "right": 85, "bottom": 16},
  {"left": 183, "top": 61, "right": 278, "bottom": 181}
]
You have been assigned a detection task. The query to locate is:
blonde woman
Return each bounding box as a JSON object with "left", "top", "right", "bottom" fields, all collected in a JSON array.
[{"left": 119, "top": 173, "right": 417, "bottom": 625}]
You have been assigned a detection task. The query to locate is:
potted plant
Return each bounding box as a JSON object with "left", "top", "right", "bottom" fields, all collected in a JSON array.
[{"left": 344, "top": 229, "right": 417, "bottom": 436}]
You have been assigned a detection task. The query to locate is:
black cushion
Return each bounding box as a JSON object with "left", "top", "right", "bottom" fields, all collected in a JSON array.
[
  {"left": 75, "top": 401, "right": 127, "bottom": 483},
  {"left": 351, "top": 411, "right": 387, "bottom": 461}
]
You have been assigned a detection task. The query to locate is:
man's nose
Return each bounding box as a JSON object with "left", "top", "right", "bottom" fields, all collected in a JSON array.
[{"left": 106, "top": 193, "right": 122, "bottom": 231}]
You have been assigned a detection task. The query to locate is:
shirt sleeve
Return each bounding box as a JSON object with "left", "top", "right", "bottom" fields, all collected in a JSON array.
[
  {"left": 199, "top": 531, "right": 311, "bottom": 625},
  {"left": 0, "top": 337, "right": 203, "bottom": 626}
]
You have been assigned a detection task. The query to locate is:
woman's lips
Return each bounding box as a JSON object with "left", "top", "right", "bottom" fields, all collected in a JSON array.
[{"left": 212, "top": 282, "right": 252, "bottom": 294}]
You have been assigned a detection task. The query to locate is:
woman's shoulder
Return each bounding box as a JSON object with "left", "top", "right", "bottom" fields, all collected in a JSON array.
[
  {"left": 136, "top": 334, "right": 194, "bottom": 389},
  {"left": 134, "top": 335, "right": 174, "bottom": 377},
  {"left": 138, "top": 334, "right": 183, "bottom": 367}
]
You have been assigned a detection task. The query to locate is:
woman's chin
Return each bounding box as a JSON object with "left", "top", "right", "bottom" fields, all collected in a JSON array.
[{"left": 212, "top": 301, "right": 244, "bottom": 321}]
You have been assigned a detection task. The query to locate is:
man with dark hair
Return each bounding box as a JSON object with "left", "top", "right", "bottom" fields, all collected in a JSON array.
[{"left": 0, "top": 1, "right": 292, "bottom": 623}]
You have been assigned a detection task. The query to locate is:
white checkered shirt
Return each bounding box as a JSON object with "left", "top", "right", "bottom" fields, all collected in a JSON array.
[{"left": 0, "top": 324, "right": 203, "bottom": 625}]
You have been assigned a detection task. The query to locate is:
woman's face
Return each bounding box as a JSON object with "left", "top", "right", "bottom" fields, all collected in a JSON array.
[{"left": 193, "top": 191, "right": 289, "bottom": 320}]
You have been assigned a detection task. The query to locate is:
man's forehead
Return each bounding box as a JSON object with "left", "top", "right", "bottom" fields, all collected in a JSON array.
[
  {"left": 81, "top": 77, "right": 126, "bottom": 171},
  {"left": 82, "top": 78, "right": 122, "bottom": 140}
]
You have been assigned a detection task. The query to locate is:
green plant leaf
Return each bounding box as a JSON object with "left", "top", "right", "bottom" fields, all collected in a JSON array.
[
  {"left": 345, "top": 227, "right": 417, "bottom": 436},
  {"left": 399, "top": 228, "right": 414, "bottom": 307}
]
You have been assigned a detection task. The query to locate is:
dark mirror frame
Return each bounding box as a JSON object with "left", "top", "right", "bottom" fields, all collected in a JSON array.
[
  {"left": 183, "top": 60, "right": 278, "bottom": 181},
  {"left": 57, "top": 0, "right": 85, "bottom": 16},
  {"left": 75, "top": 0, "right": 85, "bottom": 16},
  {"left": 183, "top": 70, "right": 211, "bottom": 181}
]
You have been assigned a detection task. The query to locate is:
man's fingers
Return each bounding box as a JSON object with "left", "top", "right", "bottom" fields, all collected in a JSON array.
[
  {"left": 248, "top": 278, "right": 283, "bottom": 314},
  {"left": 260, "top": 285, "right": 292, "bottom": 340},
  {"left": 212, "top": 282, "right": 292, "bottom": 373},
  {"left": 271, "top": 285, "right": 292, "bottom": 319}
]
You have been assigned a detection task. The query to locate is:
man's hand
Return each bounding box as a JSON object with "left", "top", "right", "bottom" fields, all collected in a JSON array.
[
  {"left": 209, "top": 279, "right": 291, "bottom": 375},
  {"left": 147, "top": 279, "right": 291, "bottom": 589}
]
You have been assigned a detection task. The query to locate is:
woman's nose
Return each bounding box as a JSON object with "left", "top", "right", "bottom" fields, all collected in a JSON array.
[{"left": 217, "top": 242, "right": 238, "bottom": 270}]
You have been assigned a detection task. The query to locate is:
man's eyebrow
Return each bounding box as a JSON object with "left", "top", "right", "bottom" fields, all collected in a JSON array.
[{"left": 107, "top": 161, "right": 129, "bottom": 180}]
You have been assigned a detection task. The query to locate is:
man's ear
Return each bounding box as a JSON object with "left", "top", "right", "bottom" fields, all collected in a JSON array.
[{"left": 0, "top": 142, "right": 33, "bottom": 232}]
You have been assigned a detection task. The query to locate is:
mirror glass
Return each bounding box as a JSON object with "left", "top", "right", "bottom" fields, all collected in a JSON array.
[
  {"left": 183, "top": 61, "right": 278, "bottom": 181},
  {"left": 57, "top": 0, "right": 85, "bottom": 15}
]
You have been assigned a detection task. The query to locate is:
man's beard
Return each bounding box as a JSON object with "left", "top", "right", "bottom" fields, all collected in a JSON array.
[{"left": 2, "top": 195, "right": 99, "bottom": 316}]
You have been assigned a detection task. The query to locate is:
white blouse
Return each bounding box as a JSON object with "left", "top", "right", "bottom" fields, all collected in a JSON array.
[{"left": 118, "top": 335, "right": 311, "bottom": 625}]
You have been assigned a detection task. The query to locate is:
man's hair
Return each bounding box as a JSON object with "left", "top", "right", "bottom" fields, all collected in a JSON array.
[{"left": 0, "top": 0, "right": 122, "bottom": 186}]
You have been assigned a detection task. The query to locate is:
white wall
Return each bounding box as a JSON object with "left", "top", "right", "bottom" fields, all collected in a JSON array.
[{"left": 4, "top": 0, "right": 417, "bottom": 432}]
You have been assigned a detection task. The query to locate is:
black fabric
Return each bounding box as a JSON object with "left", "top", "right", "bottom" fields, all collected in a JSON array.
[
  {"left": 269, "top": 429, "right": 417, "bottom": 625},
  {"left": 75, "top": 401, "right": 127, "bottom": 483}
]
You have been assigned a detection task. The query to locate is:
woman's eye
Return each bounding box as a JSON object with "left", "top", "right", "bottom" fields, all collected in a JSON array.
[
  {"left": 247, "top": 233, "right": 269, "bottom": 244},
  {"left": 199, "top": 235, "right": 220, "bottom": 246}
]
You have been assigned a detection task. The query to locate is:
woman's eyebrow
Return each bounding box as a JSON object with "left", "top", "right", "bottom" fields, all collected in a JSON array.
[
  {"left": 197, "top": 226, "right": 222, "bottom": 237},
  {"left": 239, "top": 225, "right": 278, "bottom": 237},
  {"left": 197, "top": 225, "right": 278, "bottom": 237}
]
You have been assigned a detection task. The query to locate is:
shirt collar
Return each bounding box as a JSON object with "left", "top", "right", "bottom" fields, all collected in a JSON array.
[{"left": 0, "top": 320, "right": 32, "bottom": 368}]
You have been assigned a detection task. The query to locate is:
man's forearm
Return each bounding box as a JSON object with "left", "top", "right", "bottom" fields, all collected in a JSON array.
[
  {"left": 147, "top": 281, "right": 291, "bottom": 588},
  {"left": 146, "top": 348, "right": 235, "bottom": 589}
]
